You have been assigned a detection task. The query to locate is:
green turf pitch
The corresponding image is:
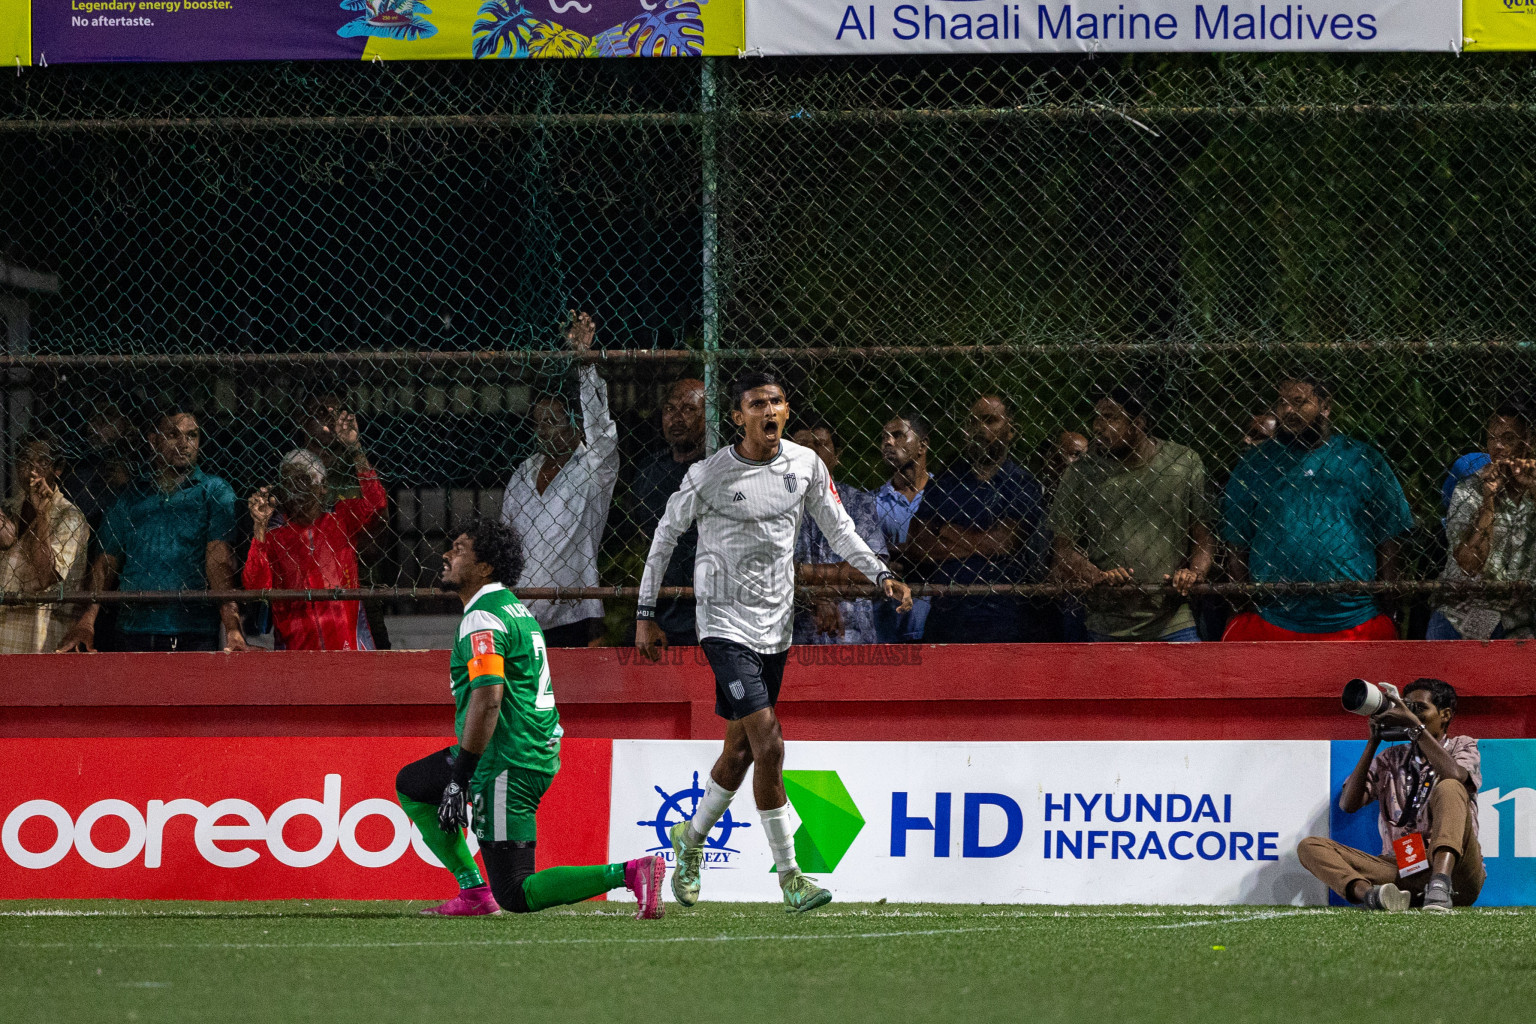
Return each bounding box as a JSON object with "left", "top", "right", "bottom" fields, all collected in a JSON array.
[{"left": 3, "top": 902, "right": 1534, "bottom": 1023}]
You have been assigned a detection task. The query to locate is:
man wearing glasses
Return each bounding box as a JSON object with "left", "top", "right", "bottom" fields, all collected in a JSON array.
[{"left": 1299, "top": 678, "right": 1484, "bottom": 912}]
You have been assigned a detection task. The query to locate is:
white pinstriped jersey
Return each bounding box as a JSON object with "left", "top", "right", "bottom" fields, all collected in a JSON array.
[{"left": 637, "top": 439, "right": 890, "bottom": 654}]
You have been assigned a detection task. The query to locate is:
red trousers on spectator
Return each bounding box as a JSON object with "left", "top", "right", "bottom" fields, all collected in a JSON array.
[{"left": 1221, "top": 612, "right": 1398, "bottom": 642}]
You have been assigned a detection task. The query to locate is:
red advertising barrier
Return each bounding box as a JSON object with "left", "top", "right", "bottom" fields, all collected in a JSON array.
[
  {"left": 0, "top": 737, "right": 612, "bottom": 900},
  {"left": 4, "top": 642, "right": 1536, "bottom": 741},
  {"left": 4, "top": 642, "right": 1535, "bottom": 900}
]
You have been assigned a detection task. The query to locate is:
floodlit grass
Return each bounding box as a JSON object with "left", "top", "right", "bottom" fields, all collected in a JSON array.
[{"left": 2, "top": 901, "right": 1533, "bottom": 1023}]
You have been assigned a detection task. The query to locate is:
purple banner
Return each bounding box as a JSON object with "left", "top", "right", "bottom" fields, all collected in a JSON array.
[
  {"left": 29, "top": 0, "right": 728, "bottom": 62},
  {"left": 34, "top": 0, "right": 362, "bottom": 62}
]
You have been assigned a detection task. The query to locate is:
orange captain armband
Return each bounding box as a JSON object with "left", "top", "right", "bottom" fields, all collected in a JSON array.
[
  {"left": 466, "top": 630, "right": 505, "bottom": 682},
  {"left": 467, "top": 653, "right": 505, "bottom": 681}
]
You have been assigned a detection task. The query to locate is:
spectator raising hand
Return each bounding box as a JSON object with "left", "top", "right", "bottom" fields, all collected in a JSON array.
[
  {"left": 1431, "top": 402, "right": 1536, "bottom": 641},
  {"left": 250, "top": 486, "right": 278, "bottom": 540},
  {"left": 0, "top": 434, "right": 89, "bottom": 654},
  {"left": 242, "top": 420, "right": 387, "bottom": 651},
  {"left": 501, "top": 310, "right": 620, "bottom": 648}
]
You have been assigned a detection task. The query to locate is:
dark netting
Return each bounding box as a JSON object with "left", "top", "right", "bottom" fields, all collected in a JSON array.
[{"left": 2, "top": 54, "right": 1535, "bottom": 649}]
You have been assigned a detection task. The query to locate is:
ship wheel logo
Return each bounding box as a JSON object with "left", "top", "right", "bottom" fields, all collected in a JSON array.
[{"left": 637, "top": 771, "right": 751, "bottom": 856}]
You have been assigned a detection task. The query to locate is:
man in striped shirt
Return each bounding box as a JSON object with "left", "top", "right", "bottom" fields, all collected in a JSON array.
[{"left": 636, "top": 371, "right": 912, "bottom": 913}]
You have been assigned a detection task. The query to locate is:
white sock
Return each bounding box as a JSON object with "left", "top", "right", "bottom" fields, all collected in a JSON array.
[
  {"left": 759, "top": 803, "right": 799, "bottom": 882},
  {"left": 685, "top": 777, "right": 736, "bottom": 848}
]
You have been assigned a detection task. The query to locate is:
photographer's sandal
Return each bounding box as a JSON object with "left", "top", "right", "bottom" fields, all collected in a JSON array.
[
  {"left": 1362, "top": 883, "right": 1410, "bottom": 912},
  {"left": 1421, "top": 874, "right": 1455, "bottom": 913}
]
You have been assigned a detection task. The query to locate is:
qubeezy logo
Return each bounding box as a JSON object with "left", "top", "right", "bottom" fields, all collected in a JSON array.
[
  {"left": 777, "top": 770, "right": 865, "bottom": 873},
  {"left": 637, "top": 772, "right": 752, "bottom": 868}
]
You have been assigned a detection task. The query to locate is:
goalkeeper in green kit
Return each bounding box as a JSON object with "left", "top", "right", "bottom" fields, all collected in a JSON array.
[{"left": 395, "top": 518, "right": 664, "bottom": 918}]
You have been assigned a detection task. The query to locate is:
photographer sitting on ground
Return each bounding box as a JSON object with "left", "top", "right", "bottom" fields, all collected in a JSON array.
[{"left": 1299, "top": 678, "right": 1484, "bottom": 912}]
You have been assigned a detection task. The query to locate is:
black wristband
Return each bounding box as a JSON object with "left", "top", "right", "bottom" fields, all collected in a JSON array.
[
  {"left": 636, "top": 605, "right": 657, "bottom": 621},
  {"left": 452, "top": 749, "right": 481, "bottom": 789},
  {"left": 875, "top": 571, "right": 896, "bottom": 587}
]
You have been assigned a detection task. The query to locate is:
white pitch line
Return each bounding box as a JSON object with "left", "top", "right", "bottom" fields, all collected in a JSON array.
[
  {"left": 0, "top": 906, "right": 1315, "bottom": 921},
  {"left": 0, "top": 908, "right": 364, "bottom": 918},
  {"left": 1143, "top": 909, "right": 1326, "bottom": 929},
  {"left": 4, "top": 925, "right": 1010, "bottom": 952}
]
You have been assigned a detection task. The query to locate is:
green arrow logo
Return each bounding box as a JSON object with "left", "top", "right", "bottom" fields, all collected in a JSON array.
[{"left": 772, "top": 770, "right": 865, "bottom": 874}]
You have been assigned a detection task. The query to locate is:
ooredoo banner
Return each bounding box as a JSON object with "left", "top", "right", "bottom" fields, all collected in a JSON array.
[
  {"left": 607, "top": 740, "right": 1333, "bottom": 905},
  {"left": 0, "top": 737, "right": 611, "bottom": 899},
  {"left": 744, "top": 0, "right": 1462, "bottom": 54}
]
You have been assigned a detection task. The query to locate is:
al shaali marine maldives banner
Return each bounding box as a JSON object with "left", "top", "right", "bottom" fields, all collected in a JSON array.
[
  {"left": 11, "top": 0, "right": 743, "bottom": 63},
  {"left": 744, "top": 0, "right": 1462, "bottom": 54}
]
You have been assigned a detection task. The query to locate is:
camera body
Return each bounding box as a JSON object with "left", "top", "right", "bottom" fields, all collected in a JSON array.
[{"left": 1341, "top": 679, "right": 1411, "bottom": 742}]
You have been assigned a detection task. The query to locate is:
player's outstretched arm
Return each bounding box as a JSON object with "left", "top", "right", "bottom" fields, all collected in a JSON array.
[
  {"left": 570, "top": 314, "right": 619, "bottom": 465},
  {"left": 635, "top": 470, "right": 703, "bottom": 660},
  {"left": 804, "top": 461, "right": 912, "bottom": 612}
]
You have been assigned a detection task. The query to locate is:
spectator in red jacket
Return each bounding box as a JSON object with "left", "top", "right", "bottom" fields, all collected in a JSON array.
[{"left": 243, "top": 412, "right": 385, "bottom": 650}]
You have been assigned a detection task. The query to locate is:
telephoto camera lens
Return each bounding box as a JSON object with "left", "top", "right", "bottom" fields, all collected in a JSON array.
[{"left": 1342, "top": 678, "right": 1387, "bottom": 717}]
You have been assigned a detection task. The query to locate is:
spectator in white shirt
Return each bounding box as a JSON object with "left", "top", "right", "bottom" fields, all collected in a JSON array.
[{"left": 500, "top": 312, "right": 620, "bottom": 646}]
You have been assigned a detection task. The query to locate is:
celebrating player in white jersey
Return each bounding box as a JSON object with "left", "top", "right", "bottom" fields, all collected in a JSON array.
[{"left": 636, "top": 371, "right": 913, "bottom": 913}]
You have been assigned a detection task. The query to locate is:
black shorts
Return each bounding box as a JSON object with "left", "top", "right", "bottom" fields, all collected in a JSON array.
[{"left": 701, "top": 637, "right": 788, "bottom": 721}]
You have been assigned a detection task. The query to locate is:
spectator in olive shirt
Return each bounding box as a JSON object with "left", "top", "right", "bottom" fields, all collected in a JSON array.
[
  {"left": 57, "top": 411, "right": 248, "bottom": 652},
  {"left": 1049, "top": 388, "right": 1214, "bottom": 641},
  {"left": 629, "top": 378, "right": 707, "bottom": 646},
  {"left": 1222, "top": 375, "right": 1413, "bottom": 641}
]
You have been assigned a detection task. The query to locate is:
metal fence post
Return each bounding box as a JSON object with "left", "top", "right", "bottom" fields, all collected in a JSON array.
[{"left": 701, "top": 55, "right": 721, "bottom": 455}]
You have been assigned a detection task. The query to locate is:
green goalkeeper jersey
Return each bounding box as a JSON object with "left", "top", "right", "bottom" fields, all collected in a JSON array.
[{"left": 450, "top": 583, "right": 562, "bottom": 778}]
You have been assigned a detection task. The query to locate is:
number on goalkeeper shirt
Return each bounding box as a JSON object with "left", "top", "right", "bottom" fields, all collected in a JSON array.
[{"left": 531, "top": 632, "right": 555, "bottom": 710}]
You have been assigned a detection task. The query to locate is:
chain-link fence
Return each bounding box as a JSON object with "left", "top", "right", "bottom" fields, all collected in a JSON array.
[{"left": 3, "top": 54, "right": 1536, "bottom": 650}]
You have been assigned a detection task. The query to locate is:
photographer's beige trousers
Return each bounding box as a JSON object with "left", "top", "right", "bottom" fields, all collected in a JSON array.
[{"left": 1298, "top": 779, "right": 1486, "bottom": 906}]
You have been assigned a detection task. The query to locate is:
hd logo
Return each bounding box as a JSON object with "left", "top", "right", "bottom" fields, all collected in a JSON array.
[{"left": 1330, "top": 738, "right": 1536, "bottom": 906}]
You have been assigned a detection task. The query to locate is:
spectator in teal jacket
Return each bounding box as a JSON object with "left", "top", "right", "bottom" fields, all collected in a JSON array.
[
  {"left": 1221, "top": 375, "right": 1413, "bottom": 641},
  {"left": 57, "top": 410, "right": 247, "bottom": 652}
]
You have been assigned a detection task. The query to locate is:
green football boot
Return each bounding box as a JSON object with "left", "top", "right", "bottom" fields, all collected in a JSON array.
[
  {"left": 780, "top": 871, "right": 833, "bottom": 914},
  {"left": 669, "top": 821, "right": 704, "bottom": 907}
]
